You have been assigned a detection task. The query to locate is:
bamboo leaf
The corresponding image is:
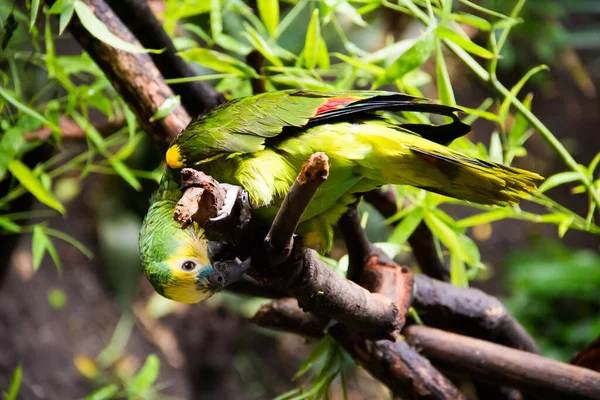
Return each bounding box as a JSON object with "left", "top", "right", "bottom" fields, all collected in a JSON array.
[
  {"left": 389, "top": 208, "right": 423, "bottom": 245},
  {"left": 258, "top": 0, "right": 279, "bottom": 38},
  {"left": 150, "top": 96, "right": 180, "bottom": 122},
  {"left": 436, "top": 26, "right": 495, "bottom": 59},
  {"left": 498, "top": 65, "right": 548, "bottom": 121},
  {"left": 538, "top": 171, "right": 581, "bottom": 193},
  {"left": 0, "top": 86, "right": 60, "bottom": 132},
  {"left": 242, "top": 24, "right": 283, "bottom": 67},
  {"left": 377, "top": 30, "right": 434, "bottom": 86},
  {"left": 30, "top": 0, "right": 40, "bottom": 31},
  {"left": 130, "top": 354, "right": 160, "bottom": 394},
  {"left": 178, "top": 48, "right": 258, "bottom": 77},
  {"left": 84, "top": 384, "right": 119, "bottom": 400},
  {"left": 4, "top": 364, "right": 22, "bottom": 400},
  {"left": 74, "top": 1, "right": 163, "bottom": 54},
  {"left": 304, "top": 9, "right": 321, "bottom": 69},
  {"left": 32, "top": 224, "right": 47, "bottom": 271},
  {"left": 435, "top": 39, "right": 455, "bottom": 105},
  {"left": 8, "top": 160, "right": 65, "bottom": 214}
]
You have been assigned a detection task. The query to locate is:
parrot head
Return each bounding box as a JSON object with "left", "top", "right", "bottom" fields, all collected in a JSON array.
[{"left": 139, "top": 201, "right": 250, "bottom": 304}]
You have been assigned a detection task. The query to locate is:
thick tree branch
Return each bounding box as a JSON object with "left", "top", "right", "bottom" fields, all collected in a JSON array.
[
  {"left": 105, "top": 0, "right": 224, "bottom": 116},
  {"left": 364, "top": 188, "right": 450, "bottom": 281},
  {"left": 338, "top": 204, "right": 377, "bottom": 282},
  {"left": 411, "top": 275, "right": 539, "bottom": 353},
  {"left": 330, "top": 324, "right": 465, "bottom": 400},
  {"left": 67, "top": 0, "right": 190, "bottom": 147},
  {"left": 252, "top": 298, "right": 326, "bottom": 338},
  {"left": 405, "top": 326, "right": 600, "bottom": 400}
]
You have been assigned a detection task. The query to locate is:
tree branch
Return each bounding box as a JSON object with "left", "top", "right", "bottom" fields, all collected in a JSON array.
[
  {"left": 405, "top": 325, "right": 600, "bottom": 400},
  {"left": 105, "top": 0, "right": 224, "bottom": 117},
  {"left": 330, "top": 324, "right": 465, "bottom": 400},
  {"left": 67, "top": 0, "right": 190, "bottom": 147},
  {"left": 252, "top": 298, "right": 326, "bottom": 338},
  {"left": 264, "top": 152, "right": 329, "bottom": 265},
  {"left": 411, "top": 275, "right": 539, "bottom": 353}
]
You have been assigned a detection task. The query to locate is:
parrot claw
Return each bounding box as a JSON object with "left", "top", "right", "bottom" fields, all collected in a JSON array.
[{"left": 209, "top": 184, "right": 252, "bottom": 225}]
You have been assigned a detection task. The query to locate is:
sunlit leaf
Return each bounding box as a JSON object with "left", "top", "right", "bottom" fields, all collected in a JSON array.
[
  {"left": 317, "top": 38, "right": 330, "bottom": 70},
  {"left": 130, "top": 354, "right": 160, "bottom": 394},
  {"left": 84, "top": 384, "right": 119, "bottom": 400},
  {"left": 389, "top": 208, "right": 423, "bottom": 245},
  {"left": 435, "top": 39, "right": 455, "bottom": 106},
  {"left": 8, "top": 160, "right": 65, "bottom": 214},
  {"left": 242, "top": 24, "right": 283, "bottom": 67},
  {"left": 30, "top": 0, "right": 40, "bottom": 31},
  {"left": 538, "top": 171, "right": 581, "bottom": 193},
  {"left": 74, "top": 1, "right": 163, "bottom": 54},
  {"left": 452, "top": 12, "right": 491, "bottom": 31},
  {"left": 150, "top": 96, "right": 180, "bottom": 122},
  {"left": 0, "top": 217, "right": 21, "bottom": 233},
  {"left": 178, "top": 48, "right": 258, "bottom": 77},
  {"left": 489, "top": 131, "right": 503, "bottom": 163},
  {"left": 32, "top": 224, "right": 48, "bottom": 271},
  {"left": 4, "top": 364, "right": 22, "bottom": 400},
  {"left": 436, "top": 26, "right": 495, "bottom": 59},
  {"left": 303, "top": 9, "right": 321, "bottom": 69},
  {"left": 450, "top": 252, "right": 468, "bottom": 287},
  {"left": 258, "top": 0, "right": 279, "bottom": 38},
  {"left": 377, "top": 30, "right": 434, "bottom": 86}
]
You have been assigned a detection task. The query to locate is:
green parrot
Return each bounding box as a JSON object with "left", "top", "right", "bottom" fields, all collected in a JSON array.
[{"left": 139, "top": 90, "right": 542, "bottom": 303}]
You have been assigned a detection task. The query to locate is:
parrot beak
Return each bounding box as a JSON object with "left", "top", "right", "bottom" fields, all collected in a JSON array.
[{"left": 208, "top": 257, "right": 252, "bottom": 291}]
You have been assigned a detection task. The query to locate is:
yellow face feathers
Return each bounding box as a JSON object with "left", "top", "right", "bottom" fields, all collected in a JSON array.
[
  {"left": 162, "top": 230, "right": 213, "bottom": 304},
  {"left": 166, "top": 144, "right": 185, "bottom": 169}
]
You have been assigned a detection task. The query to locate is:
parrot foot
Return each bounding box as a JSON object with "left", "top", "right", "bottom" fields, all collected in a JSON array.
[{"left": 209, "top": 184, "right": 252, "bottom": 225}]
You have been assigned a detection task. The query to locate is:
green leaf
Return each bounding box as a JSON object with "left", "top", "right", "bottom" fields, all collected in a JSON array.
[
  {"left": 150, "top": 96, "right": 180, "bottom": 122},
  {"left": 4, "top": 364, "right": 22, "bottom": 400},
  {"left": 436, "top": 26, "right": 495, "bottom": 59},
  {"left": 45, "top": 227, "right": 93, "bottom": 259},
  {"left": 0, "top": 86, "right": 60, "bottom": 132},
  {"left": 32, "top": 224, "right": 47, "bottom": 271},
  {"left": 498, "top": 65, "right": 548, "bottom": 121},
  {"left": 73, "top": 1, "right": 163, "bottom": 54},
  {"left": 317, "top": 38, "right": 330, "bottom": 70},
  {"left": 0, "top": 127, "right": 24, "bottom": 181},
  {"left": 389, "top": 208, "right": 423, "bottom": 246},
  {"left": 333, "top": 53, "right": 384, "bottom": 76},
  {"left": 452, "top": 12, "right": 491, "bottom": 31},
  {"left": 60, "top": 0, "right": 76, "bottom": 34},
  {"left": 210, "top": 0, "right": 223, "bottom": 37},
  {"left": 258, "top": 0, "right": 279, "bottom": 38},
  {"left": 303, "top": 9, "right": 321, "bottom": 69},
  {"left": 424, "top": 211, "right": 473, "bottom": 264},
  {"left": 450, "top": 252, "right": 469, "bottom": 287},
  {"left": 84, "top": 384, "right": 120, "bottom": 400},
  {"left": 130, "top": 354, "right": 160, "bottom": 394},
  {"left": 489, "top": 131, "right": 503, "bottom": 163},
  {"left": 30, "top": 0, "right": 40, "bottom": 31},
  {"left": 538, "top": 171, "right": 581, "bottom": 193},
  {"left": 48, "top": 288, "right": 67, "bottom": 310},
  {"left": 242, "top": 23, "right": 284, "bottom": 67},
  {"left": 456, "top": 209, "right": 512, "bottom": 228},
  {"left": 8, "top": 160, "right": 65, "bottom": 214},
  {"left": 378, "top": 30, "right": 434, "bottom": 86},
  {"left": 178, "top": 48, "right": 258, "bottom": 77},
  {"left": 0, "top": 217, "right": 21, "bottom": 233},
  {"left": 508, "top": 92, "right": 533, "bottom": 147},
  {"left": 294, "top": 337, "right": 330, "bottom": 379},
  {"left": 435, "top": 39, "right": 455, "bottom": 106}
]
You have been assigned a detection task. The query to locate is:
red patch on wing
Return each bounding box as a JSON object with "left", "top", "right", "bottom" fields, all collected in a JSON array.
[
  {"left": 314, "top": 97, "right": 359, "bottom": 116},
  {"left": 420, "top": 154, "right": 439, "bottom": 164}
]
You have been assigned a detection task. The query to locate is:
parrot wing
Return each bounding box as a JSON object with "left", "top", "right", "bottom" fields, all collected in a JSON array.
[{"left": 167, "top": 90, "right": 470, "bottom": 167}]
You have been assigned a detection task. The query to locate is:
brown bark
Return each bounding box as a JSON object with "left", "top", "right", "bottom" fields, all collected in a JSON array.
[{"left": 405, "top": 326, "right": 600, "bottom": 400}]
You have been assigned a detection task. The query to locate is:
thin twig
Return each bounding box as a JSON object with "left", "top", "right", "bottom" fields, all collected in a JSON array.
[
  {"left": 405, "top": 325, "right": 600, "bottom": 399},
  {"left": 264, "top": 153, "right": 329, "bottom": 265}
]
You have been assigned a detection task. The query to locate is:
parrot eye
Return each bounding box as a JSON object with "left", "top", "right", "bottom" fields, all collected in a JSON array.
[{"left": 181, "top": 260, "right": 197, "bottom": 272}]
